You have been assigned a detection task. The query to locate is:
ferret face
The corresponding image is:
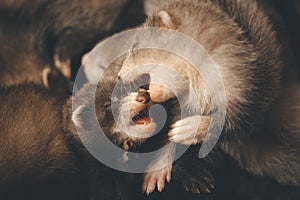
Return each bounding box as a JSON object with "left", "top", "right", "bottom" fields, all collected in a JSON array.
[
  {"left": 93, "top": 78, "right": 157, "bottom": 147},
  {"left": 113, "top": 89, "right": 157, "bottom": 143}
]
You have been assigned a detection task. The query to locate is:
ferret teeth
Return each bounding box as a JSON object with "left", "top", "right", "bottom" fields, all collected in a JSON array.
[{"left": 133, "top": 116, "right": 139, "bottom": 121}]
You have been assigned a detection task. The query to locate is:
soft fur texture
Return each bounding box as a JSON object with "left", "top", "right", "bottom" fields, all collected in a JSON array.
[
  {"left": 0, "top": 84, "right": 84, "bottom": 200},
  {"left": 117, "top": 0, "right": 300, "bottom": 188},
  {"left": 0, "top": 0, "right": 145, "bottom": 87}
]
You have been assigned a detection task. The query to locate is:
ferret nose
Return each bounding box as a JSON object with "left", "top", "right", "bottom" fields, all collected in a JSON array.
[{"left": 136, "top": 89, "right": 150, "bottom": 104}]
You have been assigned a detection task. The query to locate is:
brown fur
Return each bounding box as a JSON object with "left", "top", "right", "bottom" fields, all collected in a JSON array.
[
  {"left": 0, "top": 84, "right": 84, "bottom": 200},
  {"left": 0, "top": 0, "right": 145, "bottom": 88}
]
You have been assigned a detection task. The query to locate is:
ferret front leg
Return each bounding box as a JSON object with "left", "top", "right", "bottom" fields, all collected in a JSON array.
[
  {"left": 168, "top": 115, "right": 211, "bottom": 145},
  {"left": 142, "top": 143, "right": 176, "bottom": 195}
]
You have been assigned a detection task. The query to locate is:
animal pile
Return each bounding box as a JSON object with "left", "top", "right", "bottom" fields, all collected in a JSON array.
[{"left": 0, "top": 1, "right": 299, "bottom": 200}]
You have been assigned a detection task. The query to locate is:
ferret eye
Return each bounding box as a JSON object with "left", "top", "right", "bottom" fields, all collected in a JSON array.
[{"left": 103, "top": 101, "right": 111, "bottom": 108}]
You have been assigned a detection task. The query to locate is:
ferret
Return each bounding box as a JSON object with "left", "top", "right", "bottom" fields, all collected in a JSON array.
[
  {"left": 0, "top": 67, "right": 214, "bottom": 199},
  {"left": 82, "top": 51, "right": 216, "bottom": 194},
  {"left": 0, "top": 0, "right": 145, "bottom": 83},
  {"left": 142, "top": 0, "right": 300, "bottom": 80},
  {"left": 72, "top": 65, "right": 215, "bottom": 195},
  {"left": 115, "top": 0, "right": 300, "bottom": 194},
  {"left": 0, "top": 41, "right": 71, "bottom": 93},
  {"left": 0, "top": 82, "right": 130, "bottom": 200}
]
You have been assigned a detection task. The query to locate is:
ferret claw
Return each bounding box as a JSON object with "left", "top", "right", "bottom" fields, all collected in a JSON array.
[
  {"left": 142, "top": 165, "right": 172, "bottom": 195},
  {"left": 172, "top": 157, "right": 215, "bottom": 195}
]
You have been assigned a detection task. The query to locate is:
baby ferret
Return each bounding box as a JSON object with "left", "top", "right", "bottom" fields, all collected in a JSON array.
[
  {"left": 0, "top": 70, "right": 213, "bottom": 199},
  {"left": 0, "top": 0, "right": 145, "bottom": 80},
  {"left": 0, "top": 0, "right": 143, "bottom": 91},
  {"left": 116, "top": 0, "right": 300, "bottom": 193},
  {"left": 72, "top": 66, "right": 215, "bottom": 195},
  {"left": 0, "top": 82, "right": 130, "bottom": 199},
  {"left": 0, "top": 40, "right": 70, "bottom": 93}
]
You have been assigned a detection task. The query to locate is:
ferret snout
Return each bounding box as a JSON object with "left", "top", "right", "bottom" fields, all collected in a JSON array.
[{"left": 136, "top": 88, "right": 150, "bottom": 104}]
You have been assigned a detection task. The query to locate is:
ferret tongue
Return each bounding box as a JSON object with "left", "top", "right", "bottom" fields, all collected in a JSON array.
[{"left": 135, "top": 117, "right": 151, "bottom": 125}]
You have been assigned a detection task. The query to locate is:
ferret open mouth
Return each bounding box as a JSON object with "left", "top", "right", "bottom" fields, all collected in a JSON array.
[
  {"left": 129, "top": 87, "right": 153, "bottom": 126},
  {"left": 118, "top": 89, "right": 157, "bottom": 140},
  {"left": 131, "top": 108, "right": 152, "bottom": 126}
]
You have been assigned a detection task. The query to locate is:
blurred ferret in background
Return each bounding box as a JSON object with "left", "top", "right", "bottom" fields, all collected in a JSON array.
[{"left": 0, "top": 0, "right": 146, "bottom": 91}]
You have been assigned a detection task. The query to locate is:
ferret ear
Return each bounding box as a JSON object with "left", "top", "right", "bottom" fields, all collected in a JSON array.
[
  {"left": 153, "top": 10, "right": 177, "bottom": 29},
  {"left": 42, "top": 66, "right": 72, "bottom": 92},
  {"left": 72, "top": 105, "right": 86, "bottom": 128},
  {"left": 72, "top": 104, "right": 104, "bottom": 129},
  {"left": 42, "top": 67, "right": 51, "bottom": 88},
  {"left": 54, "top": 55, "right": 72, "bottom": 79},
  {"left": 81, "top": 52, "right": 88, "bottom": 66}
]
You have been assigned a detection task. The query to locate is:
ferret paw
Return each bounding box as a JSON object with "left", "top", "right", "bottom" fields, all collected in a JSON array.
[
  {"left": 168, "top": 115, "right": 211, "bottom": 145},
  {"left": 142, "top": 165, "right": 172, "bottom": 195},
  {"left": 180, "top": 172, "right": 215, "bottom": 194},
  {"left": 172, "top": 159, "right": 215, "bottom": 194}
]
